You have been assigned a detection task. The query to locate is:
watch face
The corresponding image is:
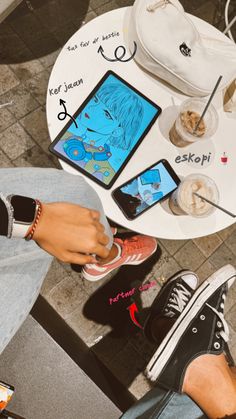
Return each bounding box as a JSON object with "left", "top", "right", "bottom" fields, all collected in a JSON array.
[{"left": 11, "top": 195, "right": 37, "bottom": 224}]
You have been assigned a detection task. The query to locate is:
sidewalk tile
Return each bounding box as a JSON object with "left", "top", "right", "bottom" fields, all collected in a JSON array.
[
  {"left": 20, "top": 107, "right": 49, "bottom": 147},
  {"left": 128, "top": 373, "right": 152, "bottom": 400},
  {"left": 13, "top": 144, "right": 57, "bottom": 168},
  {"left": 0, "top": 108, "right": 16, "bottom": 133},
  {"left": 174, "top": 241, "right": 206, "bottom": 271},
  {"left": 196, "top": 260, "right": 216, "bottom": 284},
  {"left": 10, "top": 59, "right": 44, "bottom": 82},
  {"left": 208, "top": 244, "right": 235, "bottom": 270},
  {"left": 0, "top": 122, "right": 34, "bottom": 160},
  {"left": 224, "top": 230, "right": 236, "bottom": 256},
  {"left": 0, "top": 149, "right": 14, "bottom": 168},
  {"left": 159, "top": 238, "right": 188, "bottom": 256},
  {"left": 193, "top": 233, "right": 223, "bottom": 258},
  {"left": 0, "top": 65, "right": 19, "bottom": 95},
  {"left": 47, "top": 274, "right": 88, "bottom": 318},
  {"left": 0, "top": 84, "right": 39, "bottom": 119},
  {"left": 41, "top": 259, "right": 68, "bottom": 298},
  {"left": 24, "top": 70, "right": 50, "bottom": 105}
]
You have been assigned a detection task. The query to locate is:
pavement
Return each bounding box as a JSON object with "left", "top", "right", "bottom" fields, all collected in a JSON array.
[{"left": 0, "top": 0, "right": 236, "bottom": 403}]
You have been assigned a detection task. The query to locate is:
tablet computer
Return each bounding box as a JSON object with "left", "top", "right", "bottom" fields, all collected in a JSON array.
[{"left": 49, "top": 71, "right": 162, "bottom": 189}]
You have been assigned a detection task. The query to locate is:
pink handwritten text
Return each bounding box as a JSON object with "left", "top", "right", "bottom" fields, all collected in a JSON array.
[{"left": 109, "top": 280, "right": 157, "bottom": 305}]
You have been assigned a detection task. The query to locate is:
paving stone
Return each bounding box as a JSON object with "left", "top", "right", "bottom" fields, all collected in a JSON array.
[
  {"left": 46, "top": 273, "right": 88, "bottom": 318},
  {"left": 228, "top": 325, "right": 236, "bottom": 361},
  {"left": 195, "top": 260, "right": 216, "bottom": 284},
  {"left": 107, "top": 341, "right": 146, "bottom": 387},
  {"left": 0, "top": 122, "right": 35, "bottom": 160},
  {"left": 208, "top": 243, "right": 235, "bottom": 270},
  {"left": 174, "top": 241, "right": 206, "bottom": 271},
  {"left": 10, "top": 58, "right": 44, "bottom": 82},
  {"left": 90, "top": 0, "right": 111, "bottom": 11},
  {"left": 66, "top": 304, "right": 112, "bottom": 347},
  {"left": 193, "top": 233, "right": 223, "bottom": 258},
  {"left": 0, "top": 65, "right": 19, "bottom": 95},
  {"left": 159, "top": 238, "right": 188, "bottom": 256},
  {"left": 0, "top": 25, "right": 33, "bottom": 65},
  {"left": 224, "top": 230, "right": 236, "bottom": 257},
  {"left": 52, "top": 21, "right": 79, "bottom": 46},
  {"left": 41, "top": 259, "right": 68, "bottom": 298},
  {"left": 13, "top": 144, "right": 58, "bottom": 168},
  {"left": 226, "top": 303, "right": 236, "bottom": 333},
  {"left": 0, "top": 149, "right": 14, "bottom": 168},
  {"left": 0, "top": 107, "right": 16, "bottom": 133},
  {"left": 73, "top": 10, "right": 97, "bottom": 28},
  {"left": 0, "top": 84, "right": 39, "bottom": 119},
  {"left": 39, "top": 48, "right": 61, "bottom": 69},
  {"left": 95, "top": 1, "right": 120, "bottom": 15},
  {"left": 33, "top": 0, "right": 89, "bottom": 33},
  {"left": 193, "top": 0, "right": 221, "bottom": 25},
  {"left": 179, "top": 0, "right": 208, "bottom": 13},
  {"left": 224, "top": 280, "right": 236, "bottom": 316},
  {"left": 129, "top": 330, "right": 156, "bottom": 362},
  {"left": 20, "top": 107, "right": 49, "bottom": 149},
  {"left": 92, "top": 333, "right": 129, "bottom": 364},
  {"left": 23, "top": 70, "right": 50, "bottom": 105},
  {"left": 128, "top": 373, "right": 152, "bottom": 400},
  {"left": 218, "top": 223, "right": 236, "bottom": 241}
]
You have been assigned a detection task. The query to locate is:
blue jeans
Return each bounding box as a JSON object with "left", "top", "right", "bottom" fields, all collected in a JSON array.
[
  {"left": 122, "top": 386, "right": 207, "bottom": 419},
  {"left": 0, "top": 168, "right": 206, "bottom": 418}
]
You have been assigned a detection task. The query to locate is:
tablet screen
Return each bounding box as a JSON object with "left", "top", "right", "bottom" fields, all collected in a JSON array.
[{"left": 50, "top": 71, "right": 161, "bottom": 189}]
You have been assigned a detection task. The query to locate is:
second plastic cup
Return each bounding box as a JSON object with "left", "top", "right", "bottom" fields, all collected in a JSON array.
[
  {"left": 169, "top": 98, "right": 219, "bottom": 148},
  {"left": 168, "top": 174, "right": 219, "bottom": 217}
]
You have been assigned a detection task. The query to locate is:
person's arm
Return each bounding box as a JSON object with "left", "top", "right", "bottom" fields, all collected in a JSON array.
[{"left": 0, "top": 194, "right": 110, "bottom": 265}]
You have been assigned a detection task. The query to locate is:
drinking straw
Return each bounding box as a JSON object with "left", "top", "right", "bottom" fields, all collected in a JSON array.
[
  {"left": 193, "top": 192, "right": 236, "bottom": 218},
  {"left": 193, "top": 75, "right": 223, "bottom": 134}
]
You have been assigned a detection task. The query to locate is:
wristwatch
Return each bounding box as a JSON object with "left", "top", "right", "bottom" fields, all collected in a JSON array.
[{"left": 7, "top": 195, "right": 38, "bottom": 238}]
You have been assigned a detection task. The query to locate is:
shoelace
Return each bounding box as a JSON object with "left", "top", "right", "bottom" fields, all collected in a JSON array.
[
  {"left": 147, "top": 0, "right": 169, "bottom": 12},
  {"left": 206, "top": 302, "right": 229, "bottom": 343},
  {"left": 123, "top": 237, "right": 148, "bottom": 253},
  {"left": 167, "top": 284, "right": 191, "bottom": 313}
]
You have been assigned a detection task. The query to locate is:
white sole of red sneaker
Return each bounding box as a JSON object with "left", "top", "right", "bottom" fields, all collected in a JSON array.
[
  {"left": 146, "top": 264, "right": 236, "bottom": 382},
  {"left": 82, "top": 241, "right": 158, "bottom": 281}
]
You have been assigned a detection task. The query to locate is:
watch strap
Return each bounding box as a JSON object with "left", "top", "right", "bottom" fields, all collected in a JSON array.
[{"left": 0, "top": 194, "right": 13, "bottom": 238}]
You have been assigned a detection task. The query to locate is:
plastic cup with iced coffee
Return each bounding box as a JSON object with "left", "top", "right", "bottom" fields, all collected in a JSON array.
[
  {"left": 169, "top": 98, "right": 219, "bottom": 147},
  {"left": 169, "top": 174, "right": 219, "bottom": 217}
]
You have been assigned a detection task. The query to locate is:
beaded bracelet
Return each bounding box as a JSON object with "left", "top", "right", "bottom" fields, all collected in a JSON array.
[{"left": 25, "top": 200, "right": 42, "bottom": 241}]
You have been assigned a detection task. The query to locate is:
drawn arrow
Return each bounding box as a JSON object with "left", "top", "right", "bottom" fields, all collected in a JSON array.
[
  {"left": 97, "top": 42, "right": 137, "bottom": 63},
  {"left": 127, "top": 302, "right": 143, "bottom": 329},
  {"left": 57, "top": 99, "right": 78, "bottom": 128}
]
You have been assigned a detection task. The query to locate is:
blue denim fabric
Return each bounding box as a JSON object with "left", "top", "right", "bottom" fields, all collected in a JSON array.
[
  {"left": 121, "top": 386, "right": 207, "bottom": 419},
  {"left": 0, "top": 168, "right": 113, "bottom": 354}
]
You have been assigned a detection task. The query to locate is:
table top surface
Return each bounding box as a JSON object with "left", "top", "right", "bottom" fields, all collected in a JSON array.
[{"left": 46, "top": 7, "right": 236, "bottom": 239}]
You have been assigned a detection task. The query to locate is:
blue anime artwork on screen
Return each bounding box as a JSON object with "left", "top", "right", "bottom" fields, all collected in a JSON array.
[
  {"left": 53, "top": 73, "right": 159, "bottom": 186},
  {"left": 119, "top": 162, "right": 178, "bottom": 216}
]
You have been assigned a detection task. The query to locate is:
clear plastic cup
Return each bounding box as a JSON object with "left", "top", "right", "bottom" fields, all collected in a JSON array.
[
  {"left": 168, "top": 174, "right": 219, "bottom": 217},
  {"left": 169, "top": 98, "right": 219, "bottom": 148}
]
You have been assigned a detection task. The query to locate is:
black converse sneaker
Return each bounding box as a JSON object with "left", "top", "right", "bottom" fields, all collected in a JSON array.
[
  {"left": 144, "top": 270, "right": 199, "bottom": 343},
  {"left": 145, "top": 264, "right": 236, "bottom": 392}
]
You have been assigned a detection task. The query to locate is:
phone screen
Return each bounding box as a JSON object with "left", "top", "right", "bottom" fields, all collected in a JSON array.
[{"left": 112, "top": 160, "right": 180, "bottom": 219}]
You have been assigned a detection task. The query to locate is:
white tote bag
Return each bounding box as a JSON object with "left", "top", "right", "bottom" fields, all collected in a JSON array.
[{"left": 128, "top": 0, "right": 236, "bottom": 96}]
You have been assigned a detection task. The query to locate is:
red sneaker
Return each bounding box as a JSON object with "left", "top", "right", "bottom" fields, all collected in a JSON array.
[{"left": 82, "top": 235, "right": 158, "bottom": 281}]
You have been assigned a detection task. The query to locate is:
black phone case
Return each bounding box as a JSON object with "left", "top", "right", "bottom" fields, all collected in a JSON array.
[{"left": 112, "top": 159, "right": 180, "bottom": 220}]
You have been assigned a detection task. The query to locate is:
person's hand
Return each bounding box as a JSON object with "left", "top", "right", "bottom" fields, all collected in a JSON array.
[{"left": 33, "top": 202, "right": 110, "bottom": 265}]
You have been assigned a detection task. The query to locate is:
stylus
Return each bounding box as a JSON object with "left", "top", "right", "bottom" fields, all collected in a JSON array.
[{"left": 193, "top": 192, "right": 236, "bottom": 218}]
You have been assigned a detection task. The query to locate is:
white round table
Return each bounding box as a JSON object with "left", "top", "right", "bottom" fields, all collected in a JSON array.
[{"left": 46, "top": 7, "right": 236, "bottom": 239}]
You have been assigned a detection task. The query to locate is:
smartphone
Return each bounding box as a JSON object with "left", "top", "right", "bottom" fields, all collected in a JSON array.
[
  {"left": 112, "top": 159, "right": 180, "bottom": 220},
  {"left": 0, "top": 382, "right": 14, "bottom": 413}
]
